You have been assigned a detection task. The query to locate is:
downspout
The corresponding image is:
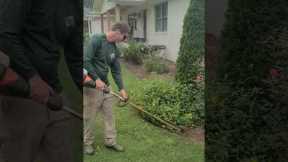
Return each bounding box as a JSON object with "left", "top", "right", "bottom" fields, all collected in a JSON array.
[{"left": 143, "top": 9, "right": 147, "bottom": 42}]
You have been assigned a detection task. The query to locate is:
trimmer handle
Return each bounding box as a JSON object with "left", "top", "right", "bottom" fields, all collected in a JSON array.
[
  {"left": 83, "top": 80, "right": 110, "bottom": 93},
  {"left": 46, "top": 94, "right": 63, "bottom": 111}
]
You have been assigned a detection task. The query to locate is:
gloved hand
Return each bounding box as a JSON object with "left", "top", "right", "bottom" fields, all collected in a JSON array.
[
  {"left": 0, "top": 66, "right": 18, "bottom": 86},
  {"left": 28, "top": 74, "right": 54, "bottom": 104},
  {"left": 83, "top": 74, "right": 96, "bottom": 89},
  {"left": 0, "top": 66, "right": 30, "bottom": 97}
]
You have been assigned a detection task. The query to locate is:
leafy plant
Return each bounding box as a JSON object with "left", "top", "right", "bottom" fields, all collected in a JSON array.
[
  {"left": 175, "top": 0, "right": 205, "bottom": 126},
  {"left": 176, "top": 0, "right": 204, "bottom": 84},
  {"left": 136, "top": 80, "right": 203, "bottom": 127},
  {"left": 141, "top": 80, "right": 180, "bottom": 125},
  {"left": 206, "top": 0, "right": 288, "bottom": 161},
  {"left": 121, "top": 41, "right": 151, "bottom": 65},
  {"left": 144, "top": 57, "right": 169, "bottom": 74}
]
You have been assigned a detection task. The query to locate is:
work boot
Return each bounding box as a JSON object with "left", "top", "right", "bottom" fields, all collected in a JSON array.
[
  {"left": 105, "top": 144, "right": 125, "bottom": 152},
  {"left": 84, "top": 145, "right": 95, "bottom": 155}
]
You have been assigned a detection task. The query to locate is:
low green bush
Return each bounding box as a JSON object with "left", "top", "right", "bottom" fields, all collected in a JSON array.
[
  {"left": 144, "top": 57, "right": 169, "bottom": 74},
  {"left": 137, "top": 79, "right": 203, "bottom": 127},
  {"left": 177, "top": 81, "right": 204, "bottom": 126},
  {"left": 121, "top": 41, "right": 150, "bottom": 65},
  {"left": 205, "top": 0, "right": 288, "bottom": 160},
  {"left": 175, "top": 0, "right": 205, "bottom": 127},
  {"left": 141, "top": 80, "right": 180, "bottom": 125}
]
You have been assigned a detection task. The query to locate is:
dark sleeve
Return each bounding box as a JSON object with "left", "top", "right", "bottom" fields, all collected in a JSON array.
[
  {"left": 0, "top": 0, "right": 37, "bottom": 79},
  {"left": 83, "top": 35, "right": 100, "bottom": 81},
  {"left": 0, "top": 64, "right": 6, "bottom": 80},
  {"left": 64, "top": 25, "right": 83, "bottom": 90},
  {"left": 111, "top": 55, "right": 124, "bottom": 91}
]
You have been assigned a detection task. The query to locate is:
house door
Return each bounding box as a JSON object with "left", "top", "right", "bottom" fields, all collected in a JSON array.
[{"left": 128, "top": 10, "right": 147, "bottom": 42}]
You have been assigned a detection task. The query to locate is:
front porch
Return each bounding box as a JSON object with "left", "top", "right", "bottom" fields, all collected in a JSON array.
[{"left": 100, "top": 0, "right": 147, "bottom": 42}]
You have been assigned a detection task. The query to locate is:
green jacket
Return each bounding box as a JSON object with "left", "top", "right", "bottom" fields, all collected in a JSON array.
[
  {"left": 84, "top": 34, "right": 124, "bottom": 90},
  {"left": 0, "top": 0, "right": 82, "bottom": 92}
]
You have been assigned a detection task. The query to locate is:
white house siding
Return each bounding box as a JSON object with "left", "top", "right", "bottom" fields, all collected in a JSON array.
[
  {"left": 146, "top": 0, "right": 190, "bottom": 61},
  {"left": 91, "top": 16, "right": 102, "bottom": 34},
  {"left": 85, "top": 15, "right": 103, "bottom": 35},
  {"left": 99, "top": 0, "right": 190, "bottom": 62},
  {"left": 101, "top": 14, "right": 113, "bottom": 33}
]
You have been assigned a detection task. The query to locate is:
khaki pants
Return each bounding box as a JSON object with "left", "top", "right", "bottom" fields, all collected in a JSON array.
[
  {"left": 83, "top": 87, "right": 116, "bottom": 146},
  {"left": 0, "top": 95, "right": 77, "bottom": 162}
]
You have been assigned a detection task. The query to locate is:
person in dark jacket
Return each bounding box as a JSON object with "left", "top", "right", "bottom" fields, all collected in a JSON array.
[
  {"left": 0, "top": 0, "right": 82, "bottom": 161},
  {"left": 83, "top": 22, "right": 129, "bottom": 155}
]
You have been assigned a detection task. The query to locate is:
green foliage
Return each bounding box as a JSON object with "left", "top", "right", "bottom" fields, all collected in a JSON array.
[
  {"left": 138, "top": 80, "right": 203, "bottom": 127},
  {"left": 90, "top": 66, "right": 204, "bottom": 162},
  {"left": 144, "top": 57, "right": 169, "bottom": 74},
  {"left": 108, "top": 0, "right": 206, "bottom": 129},
  {"left": 176, "top": 0, "right": 204, "bottom": 84},
  {"left": 175, "top": 0, "right": 205, "bottom": 126},
  {"left": 121, "top": 41, "right": 151, "bottom": 65},
  {"left": 142, "top": 80, "right": 180, "bottom": 125},
  {"left": 177, "top": 81, "right": 204, "bottom": 126},
  {"left": 206, "top": 0, "right": 288, "bottom": 161},
  {"left": 119, "top": 0, "right": 206, "bottom": 128}
]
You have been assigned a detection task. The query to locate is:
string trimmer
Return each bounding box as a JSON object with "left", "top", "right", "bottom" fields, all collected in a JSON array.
[{"left": 83, "top": 80, "right": 184, "bottom": 133}]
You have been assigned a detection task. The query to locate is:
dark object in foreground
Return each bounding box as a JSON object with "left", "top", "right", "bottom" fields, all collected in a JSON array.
[{"left": 0, "top": 73, "right": 83, "bottom": 119}]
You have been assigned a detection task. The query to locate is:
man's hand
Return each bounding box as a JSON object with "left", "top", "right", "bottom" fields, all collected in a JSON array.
[
  {"left": 83, "top": 74, "right": 92, "bottom": 83},
  {"left": 29, "top": 74, "right": 53, "bottom": 104},
  {"left": 119, "top": 89, "right": 128, "bottom": 102},
  {"left": 0, "top": 68, "right": 18, "bottom": 86},
  {"left": 95, "top": 79, "right": 106, "bottom": 90}
]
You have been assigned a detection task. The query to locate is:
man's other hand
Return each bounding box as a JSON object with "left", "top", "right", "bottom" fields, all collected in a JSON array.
[
  {"left": 119, "top": 89, "right": 128, "bottom": 102},
  {"left": 0, "top": 68, "right": 18, "bottom": 86},
  {"left": 29, "top": 74, "right": 53, "bottom": 104}
]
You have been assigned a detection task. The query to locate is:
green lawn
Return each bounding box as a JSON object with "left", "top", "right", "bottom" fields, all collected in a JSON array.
[{"left": 84, "top": 64, "right": 204, "bottom": 162}]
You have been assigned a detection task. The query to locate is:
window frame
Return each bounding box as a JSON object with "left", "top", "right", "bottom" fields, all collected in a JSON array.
[{"left": 155, "top": 1, "right": 168, "bottom": 32}]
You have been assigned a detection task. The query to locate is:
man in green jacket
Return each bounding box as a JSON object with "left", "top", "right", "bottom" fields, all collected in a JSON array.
[
  {"left": 0, "top": 0, "right": 82, "bottom": 161},
  {"left": 84, "top": 22, "right": 129, "bottom": 155}
]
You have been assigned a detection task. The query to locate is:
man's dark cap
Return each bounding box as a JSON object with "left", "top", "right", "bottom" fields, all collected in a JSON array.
[{"left": 112, "top": 22, "right": 129, "bottom": 34}]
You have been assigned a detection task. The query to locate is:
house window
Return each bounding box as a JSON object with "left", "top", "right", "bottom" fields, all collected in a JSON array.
[{"left": 155, "top": 1, "right": 168, "bottom": 32}]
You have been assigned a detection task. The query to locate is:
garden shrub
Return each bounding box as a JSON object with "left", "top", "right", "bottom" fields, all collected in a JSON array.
[
  {"left": 177, "top": 80, "right": 204, "bottom": 126},
  {"left": 175, "top": 0, "right": 205, "bottom": 126},
  {"left": 206, "top": 0, "right": 288, "bottom": 161},
  {"left": 121, "top": 41, "right": 150, "bottom": 65},
  {"left": 141, "top": 80, "right": 180, "bottom": 125},
  {"left": 176, "top": 0, "right": 204, "bottom": 84},
  {"left": 137, "top": 79, "right": 203, "bottom": 127},
  {"left": 137, "top": 0, "right": 205, "bottom": 128},
  {"left": 122, "top": 0, "right": 206, "bottom": 129},
  {"left": 144, "top": 57, "right": 169, "bottom": 74}
]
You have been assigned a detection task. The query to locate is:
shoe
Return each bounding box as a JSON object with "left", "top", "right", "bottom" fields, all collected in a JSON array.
[
  {"left": 84, "top": 145, "right": 95, "bottom": 155},
  {"left": 105, "top": 144, "right": 125, "bottom": 152}
]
